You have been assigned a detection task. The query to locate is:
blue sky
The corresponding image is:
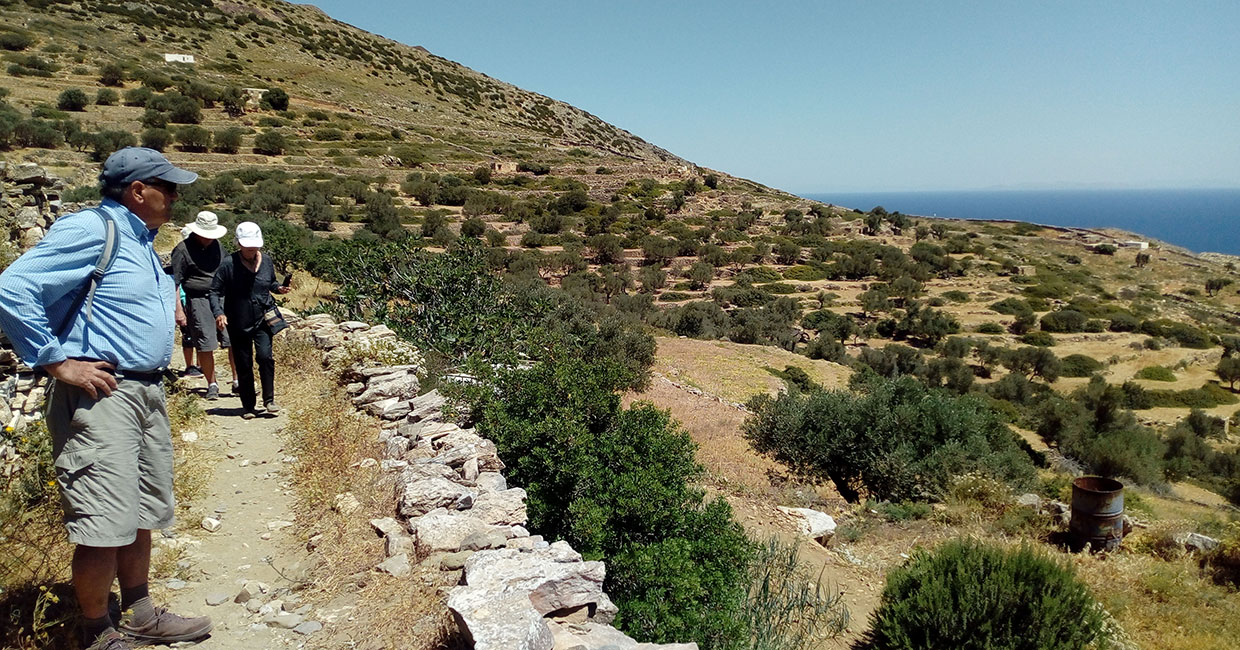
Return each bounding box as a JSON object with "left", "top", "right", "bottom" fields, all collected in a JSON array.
[{"left": 305, "top": 1, "right": 1239, "bottom": 193}]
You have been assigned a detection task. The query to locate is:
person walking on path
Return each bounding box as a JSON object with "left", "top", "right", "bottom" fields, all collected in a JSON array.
[
  {"left": 171, "top": 211, "right": 235, "bottom": 400},
  {"left": 210, "top": 221, "right": 291, "bottom": 419},
  {"left": 0, "top": 147, "right": 213, "bottom": 649}
]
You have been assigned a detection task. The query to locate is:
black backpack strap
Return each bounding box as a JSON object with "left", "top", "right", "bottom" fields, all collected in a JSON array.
[{"left": 53, "top": 208, "right": 119, "bottom": 337}]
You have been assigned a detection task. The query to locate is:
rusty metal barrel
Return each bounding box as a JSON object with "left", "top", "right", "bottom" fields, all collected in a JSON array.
[{"left": 1069, "top": 476, "right": 1124, "bottom": 551}]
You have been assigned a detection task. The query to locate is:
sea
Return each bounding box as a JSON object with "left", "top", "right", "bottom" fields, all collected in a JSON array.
[{"left": 801, "top": 189, "right": 1240, "bottom": 257}]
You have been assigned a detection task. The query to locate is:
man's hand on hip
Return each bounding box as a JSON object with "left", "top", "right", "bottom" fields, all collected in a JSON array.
[{"left": 44, "top": 359, "right": 118, "bottom": 400}]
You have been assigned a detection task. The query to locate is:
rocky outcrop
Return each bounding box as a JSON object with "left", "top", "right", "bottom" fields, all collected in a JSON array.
[{"left": 292, "top": 314, "right": 698, "bottom": 650}]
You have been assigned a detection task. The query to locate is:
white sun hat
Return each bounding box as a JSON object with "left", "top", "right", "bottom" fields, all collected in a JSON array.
[
  {"left": 235, "top": 221, "right": 264, "bottom": 248},
  {"left": 186, "top": 210, "right": 227, "bottom": 239}
]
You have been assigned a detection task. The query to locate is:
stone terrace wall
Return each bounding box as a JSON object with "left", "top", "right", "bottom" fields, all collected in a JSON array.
[{"left": 291, "top": 313, "right": 697, "bottom": 650}]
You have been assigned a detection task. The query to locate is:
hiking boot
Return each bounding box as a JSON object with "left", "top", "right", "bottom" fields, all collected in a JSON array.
[
  {"left": 85, "top": 629, "right": 134, "bottom": 650},
  {"left": 181, "top": 365, "right": 203, "bottom": 378},
  {"left": 206, "top": 384, "right": 219, "bottom": 400},
  {"left": 263, "top": 401, "right": 280, "bottom": 414},
  {"left": 118, "top": 599, "right": 212, "bottom": 644},
  {"left": 241, "top": 410, "right": 256, "bottom": 420}
]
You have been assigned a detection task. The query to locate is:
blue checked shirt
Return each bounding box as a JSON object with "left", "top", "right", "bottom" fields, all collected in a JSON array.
[{"left": 0, "top": 199, "right": 175, "bottom": 372}]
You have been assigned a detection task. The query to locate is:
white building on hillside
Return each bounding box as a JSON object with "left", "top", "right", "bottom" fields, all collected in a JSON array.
[{"left": 163, "top": 53, "right": 195, "bottom": 64}]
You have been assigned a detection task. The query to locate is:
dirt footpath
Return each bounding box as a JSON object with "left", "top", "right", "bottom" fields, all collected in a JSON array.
[{"left": 154, "top": 388, "right": 323, "bottom": 649}]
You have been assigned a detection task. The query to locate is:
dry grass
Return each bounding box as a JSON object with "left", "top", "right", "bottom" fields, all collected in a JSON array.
[
  {"left": 274, "top": 337, "right": 457, "bottom": 650},
  {"left": 651, "top": 336, "right": 851, "bottom": 405}
]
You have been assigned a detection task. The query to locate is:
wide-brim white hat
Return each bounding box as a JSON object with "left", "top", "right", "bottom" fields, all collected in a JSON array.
[{"left": 187, "top": 210, "right": 227, "bottom": 239}]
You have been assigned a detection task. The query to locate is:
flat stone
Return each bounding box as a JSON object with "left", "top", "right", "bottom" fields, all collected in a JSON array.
[
  {"left": 205, "top": 592, "right": 231, "bottom": 606},
  {"left": 440, "top": 550, "right": 473, "bottom": 571},
  {"left": 293, "top": 620, "right": 323, "bottom": 635},
  {"left": 201, "top": 517, "right": 221, "bottom": 532},
  {"left": 377, "top": 552, "right": 411, "bottom": 578},
  {"left": 265, "top": 612, "right": 304, "bottom": 629},
  {"left": 165, "top": 579, "right": 187, "bottom": 590},
  {"left": 460, "top": 529, "right": 508, "bottom": 551}
]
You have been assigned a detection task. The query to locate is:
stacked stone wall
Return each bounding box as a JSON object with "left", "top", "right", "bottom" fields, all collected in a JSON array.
[{"left": 291, "top": 313, "right": 697, "bottom": 650}]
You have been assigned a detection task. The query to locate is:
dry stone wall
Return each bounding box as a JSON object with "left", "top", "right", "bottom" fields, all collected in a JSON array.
[
  {"left": 1, "top": 163, "right": 77, "bottom": 429},
  {"left": 291, "top": 313, "right": 699, "bottom": 650}
]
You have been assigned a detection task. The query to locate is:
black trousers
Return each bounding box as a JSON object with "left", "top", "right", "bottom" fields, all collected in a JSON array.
[{"left": 228, "top": 324, "right": 274, "bottom": 412}]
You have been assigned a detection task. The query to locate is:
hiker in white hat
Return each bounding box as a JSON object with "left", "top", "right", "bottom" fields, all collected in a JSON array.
[
  {"left": 170, "top": 211, "right": 236, "bottom": 400},
  {"left": 209, "top": 222, "right": 292, "bottom": 419}
]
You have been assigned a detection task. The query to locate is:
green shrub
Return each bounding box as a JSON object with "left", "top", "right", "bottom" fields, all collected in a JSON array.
[
  {"left": 990, "top": 297, "right": 1032, "bottom": 316},
  {"left": 658, "top": 291, "right": 692, "bottom": 302},
  {"left": 212, "top": 127, "right": 243, "bottom": 154},
  {"left": 859, "top": 540, "right": 1108, "bottom": 650},
  {"left": 139, "top": 127, "right": 171, "bottom": 152},
  {"left": 260, "top": 87, "right": 289, "bottom": 111},
  {"left": 1143, "top": 383, "right": 1238, "bottom": 409},
  {"left": 976, "top": 322, "right": 1005, "bottom": 335},
  {"left": 0, "top": 31, "right": 33, "bottom": 51},
  {"left": 1020, "top": 331, "right": 1055, "bottom": 347},
  {"left": 1039, "top": 309, "right": 1087, "bottom": 333},
  {"left": 254, "top": 130, "right": 286, "bottom": 155},
  {"left": 1138, "top": 319, "right": 1213, "bottom": 349},
  {"left": 735, "top": 266, "right": 783, "bottom": 284},
  {"left": 744, "top": 375, "right": 1036, "bottom": 503},
  {"left": 94, "top": 88, "right": 118, "bottom": 106},
  {"left": 941, "top": 290, "right": 970, "bottom": 303},
  {"left": 1093, "top": 243, "right": 1117, "bottom": 255},
  {"left": 56, "top": 88, "right": 88, "bottom": 111},
  {"left": 475, "top": 357, "right": 751, "bottom": 647},
  {"left": 1135, "top": 365, "right": 1176, "bottom": 382},
  {"left": 1059, "top": 354, "right": 1104, "bottom": 377},
  {"left": 782, "top": 264, "right": 827, "bottom": 281}
]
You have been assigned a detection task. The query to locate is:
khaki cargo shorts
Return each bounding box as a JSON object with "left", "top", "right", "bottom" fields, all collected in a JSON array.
[{"left": 45, "top": 377, "right": 175, "bottom": 547}]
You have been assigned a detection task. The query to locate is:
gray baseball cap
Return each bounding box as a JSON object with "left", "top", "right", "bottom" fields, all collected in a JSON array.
[{"left": 99, "top": 146, "right": 198, "bottom": 188}]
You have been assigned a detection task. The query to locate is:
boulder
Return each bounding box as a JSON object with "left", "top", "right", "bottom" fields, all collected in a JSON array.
[
  {"left": 338, "top": 321, "right": 370, "bottom": 332},
  {"left": 448, "top": 589, "right": 553, "bottom": 650},
  {"left": 461, "top": 543, "right": 608, "bottom": 618},
  {"left": 405, "top": 390, "right": 447, "bottom": 422},
  {"left": 777, "top": 506, "right": 837, "bottom": 544},
  {"left": 399, "top": 476, "right": 475, "bottom": 516},
  {"left": 412, "top": 509, "right": 503, "bottom": 554},
  {"left": 353, "top": 374, "right": 421, "bottom": 405},
  {"left": 548, "top": 621, "right": 635, "bottom": 649},
  {"left": 470, "top": 488, "right": 528, "bottom": 527},
  {"left": 1176, "top": 532, "right": 1220, "bottom": 553},
  {"left": 379, "top": 399, "right": 413, "bottom": 421},
  {"left": 476, "top": 472, "right": 508, "bottom": 493}
]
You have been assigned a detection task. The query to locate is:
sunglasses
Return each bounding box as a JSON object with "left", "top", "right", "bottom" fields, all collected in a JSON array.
[{"left": 142, "top": 178, "right": 178, "bottom": 194}]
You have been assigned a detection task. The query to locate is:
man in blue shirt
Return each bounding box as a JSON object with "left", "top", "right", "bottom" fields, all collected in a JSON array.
[{"left": 0, "top": 148, "right": 212, "bottom": 649}]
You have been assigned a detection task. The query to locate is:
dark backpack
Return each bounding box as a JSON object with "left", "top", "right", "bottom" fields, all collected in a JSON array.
[{"left": 53, "top": 208, "right": 120, "bottom": 337}]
